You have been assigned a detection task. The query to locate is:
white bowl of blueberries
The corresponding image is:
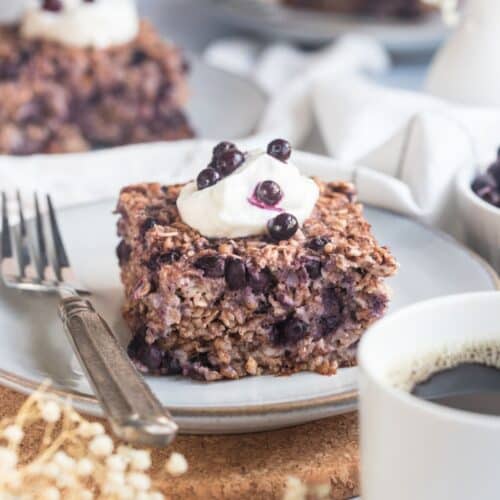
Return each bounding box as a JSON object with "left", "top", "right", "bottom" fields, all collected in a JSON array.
[{"left": 456, "top": 151, "right": 500, "bottom": 273}]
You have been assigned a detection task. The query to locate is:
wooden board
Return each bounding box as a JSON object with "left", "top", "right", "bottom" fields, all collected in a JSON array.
[{"left": 0, "top": 387, "right": 360, "bottom": 499}]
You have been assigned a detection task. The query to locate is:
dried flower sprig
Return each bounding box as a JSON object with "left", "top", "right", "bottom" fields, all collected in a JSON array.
[
  {"left": 0, "top": 382, "right": 187, "bottom": 500},
  {"left": 283, "top": 476, "right": 331, "bottom": 500}
]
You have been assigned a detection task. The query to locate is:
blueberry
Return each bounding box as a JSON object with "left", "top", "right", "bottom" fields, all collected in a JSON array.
[
  {"left": 194, "top": 255, "right": 226, "bottom": 278},
  {"left": 213, "top": 141, "right": 236, "bottom": 158},
  {"left": 116, "top": 240, "right": 132, "bottom": 266},
  {"left": 140, "top": 217, "right": 158, "bottom": 237},
  {"left": 225, "top": 258, "right": 247, "bottom": 290},
  {"left": 267, "top": 213, "right": 299, "bottom": 241},
  {"left": 161, "top": 352, "right": 182, "bottom": 375},
  {"left": 319, "top": 315, "right": 341, "bottom": 337},
  {"left": 19, "top": 49, "right": 32, "bottom": 65},
  {"left": 216, "top": 149, "right": 245, "bottom": 177},
  {"left": 147, "top": 250, "right": 181, "bottom": 271},
  {"left": 161, "top": 250, "right": 181, "bottom": 264},
  {"left": 275, "top": 317, "right": 308, "bottom": 345},
  {"left": 255, "top": 180, "right": 282, "bottom": 206},
  {"left": 308, "top": 236, "right": 329, "bottom": 251},
  {"left": 368, "top": 294, "right": 388, "bottom": 316},
  {"left": 304, "top": 258, "right": 322, "bottom": 279},
  {"left": 248, "top": 268, "right": 275, "bottom": 293},
  {"left": 197, "top": 167, "right": 221, "bottom": 190},
  {"left": 487, "top": 161, "right": 500, "bottom": 186},
  {"left": 42, "top": 0, "right": 63, "bottom": 11},
  {"left": 267, "top": 139, "right": 292, "bottom": 162},
  {"left": 322, "top": 287, "right": 341, "bottom": 315},
  {"left": 127, "top": 333, "right": 145, "bottom": 357},
  {"left": 130, "top": 49, "right": 148, "bottom": 66},
  {"left": 472, "top": 173, "right": 497, "bottom": 198},
  {"left": 137, "top": 343, "right": 163, "bottom": 370}
]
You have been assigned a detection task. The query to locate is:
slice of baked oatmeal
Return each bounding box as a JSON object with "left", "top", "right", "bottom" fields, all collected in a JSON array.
[
  {"left": 282, "top": 0, "right": 431, "bottom": 19},
  {"left": 116, "top": 141, "right": 397, "bottom": 381},
  {"left": 0, "top": 9, "right": 193, "bottom": 155}
]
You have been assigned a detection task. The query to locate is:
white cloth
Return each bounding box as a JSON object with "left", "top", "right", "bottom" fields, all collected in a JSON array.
[
  {"left": 206, "top": 36, "right": 500, "bottom": 237},
  {"left": 0, "top": 35, "right": 388, "bottom": 214},
  {"left": 2, "top": 35, "right": 500, "bottom": 241},
  {"left": 205, "top": 35, "right": 390, "bottom": 148}
]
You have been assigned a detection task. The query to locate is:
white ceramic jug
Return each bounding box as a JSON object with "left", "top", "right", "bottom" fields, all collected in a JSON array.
[{"left": 426, "top": 0, "right": 500, "bottom": 106}]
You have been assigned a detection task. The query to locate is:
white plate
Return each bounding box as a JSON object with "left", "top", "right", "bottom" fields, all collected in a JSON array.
[
  {"left": 187, "top": 58, "right": 267, "bottom": 140},
  {"left": 0, "top": 188, "right": 497, "bottom": 433},
  {"left": 210, "top": 0, "right": 448, "bottom": 53}
]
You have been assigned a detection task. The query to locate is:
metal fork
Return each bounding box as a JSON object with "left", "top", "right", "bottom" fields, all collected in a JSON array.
[{"left": 1, "top": 192, "right": 178, "bottom": 447}]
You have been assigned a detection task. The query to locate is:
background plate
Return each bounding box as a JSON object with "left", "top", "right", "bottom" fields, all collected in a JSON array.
[
  {"left": 187, "top": 57, "right": 266, "bottom": 139},
  {"left": 209, "top": 0, "right": 447, "bottom": 53},
  {"left": 0, "top": 174, "right": 496, "bottom": 433}
]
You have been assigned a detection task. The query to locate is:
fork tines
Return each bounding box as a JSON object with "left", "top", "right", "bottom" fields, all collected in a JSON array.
[{"left": 0, "top": 192, "right": 84, "bottom": 292}]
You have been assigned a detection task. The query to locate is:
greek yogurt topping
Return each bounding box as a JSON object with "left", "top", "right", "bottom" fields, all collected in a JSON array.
[
  {"left": 177, "top": 147, "right": 319, "bottom": 239},
  {"left": 21, "top": 0, "right": 139, "bottom": 49}
]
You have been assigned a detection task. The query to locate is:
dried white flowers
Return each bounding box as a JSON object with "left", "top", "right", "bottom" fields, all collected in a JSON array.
[
  {"left": 0, "top": 383, "right": 188, "bottom": 499},
  {"left": 165, "top": 452, "right": 188, "bottom": 477},
  {"left": 283, "top": 476, "right": 332, "bottom": 500}
]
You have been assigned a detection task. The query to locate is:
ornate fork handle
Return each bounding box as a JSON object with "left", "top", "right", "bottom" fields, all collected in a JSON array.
[{"left": 59, "top": 296, "right": 178, "bottom": 447}]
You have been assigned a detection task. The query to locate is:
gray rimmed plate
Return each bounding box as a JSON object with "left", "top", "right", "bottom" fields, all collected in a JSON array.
[
  {"left": 0, "top": 185, "right": 497, "bottom": 434},
  {"left": 209, "top": 0, "right": 448, "bottom": 53},
  {"left": 187, "top": 57, "right": 267, "bottom": 140}
]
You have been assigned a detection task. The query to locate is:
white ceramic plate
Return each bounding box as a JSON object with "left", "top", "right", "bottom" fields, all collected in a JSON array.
[
  {"left": 187, "top": 57, "right": 266, "bottom": 139},
  {"left": 210, "top": 0, "right": 448, "bottom": 53},
  {"left": 0, "top": 195, "right": 497, "bottom": 433}
]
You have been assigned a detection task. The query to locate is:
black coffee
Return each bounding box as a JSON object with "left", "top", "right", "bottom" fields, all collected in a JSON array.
[{"left": 412, "top": 363, "right": 500, "bottom": 416}]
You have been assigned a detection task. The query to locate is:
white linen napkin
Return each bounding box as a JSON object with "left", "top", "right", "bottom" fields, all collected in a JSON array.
[
  {"left": 2, "top": 34, "right": 500, "bottom": 242},
  {"left": 205, "top": 34, "right": 390, "bottom": 149},
  {"left": 205, "top": 36, "right": 500, "bottom": 237},
  {"left": 0, "top": 35, "right": 390, "bottom": 217}
]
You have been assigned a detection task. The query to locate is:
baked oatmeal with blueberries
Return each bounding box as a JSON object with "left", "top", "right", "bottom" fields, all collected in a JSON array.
[
  {"left": 0, "top": 0, "right": 193, "bottom": 155},
  {"left": 283, "top": 0, "right": 431, "bottom": 19},
  {"left": 116, "top": 140, "right": 398, "bottom": 381}
]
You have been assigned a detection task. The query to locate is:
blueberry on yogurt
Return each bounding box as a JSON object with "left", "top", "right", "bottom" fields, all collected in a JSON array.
[
  {"left": 216, "top": 149, "right": 245, "bottom": 177},
  {"left": 197, "top": 167, "right": 221, "bottom": 190},
  {"left": 254, "top": 180, "right": 283, "bottom": 207},
  {"left": 267, "top": 139, "right": 291, "bottom": 162},
  {"left": 267, "top": 212, "right": 299, "bottom": 241}
]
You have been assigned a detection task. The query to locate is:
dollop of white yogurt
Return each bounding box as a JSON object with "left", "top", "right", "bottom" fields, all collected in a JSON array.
[
  {"left": 21, "top": 0, "right": 139, "bottom": 49},
  {"left": 177, "top": 150, "right": 319, "bottom": 239}
]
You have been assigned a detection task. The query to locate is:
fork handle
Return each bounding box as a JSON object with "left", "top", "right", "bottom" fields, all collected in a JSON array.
[{"left": 59, "top": 296, "right": 178, "bottom": 447}]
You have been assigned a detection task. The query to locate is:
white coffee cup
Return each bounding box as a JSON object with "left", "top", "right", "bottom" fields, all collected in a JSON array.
[{"left": 358, "top": 291, "right": 500, "bottom": 500}]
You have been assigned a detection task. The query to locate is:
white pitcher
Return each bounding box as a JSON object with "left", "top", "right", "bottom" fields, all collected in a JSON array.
[{"left": 425, "top": 0, "right": 500, "bottom": 107}]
